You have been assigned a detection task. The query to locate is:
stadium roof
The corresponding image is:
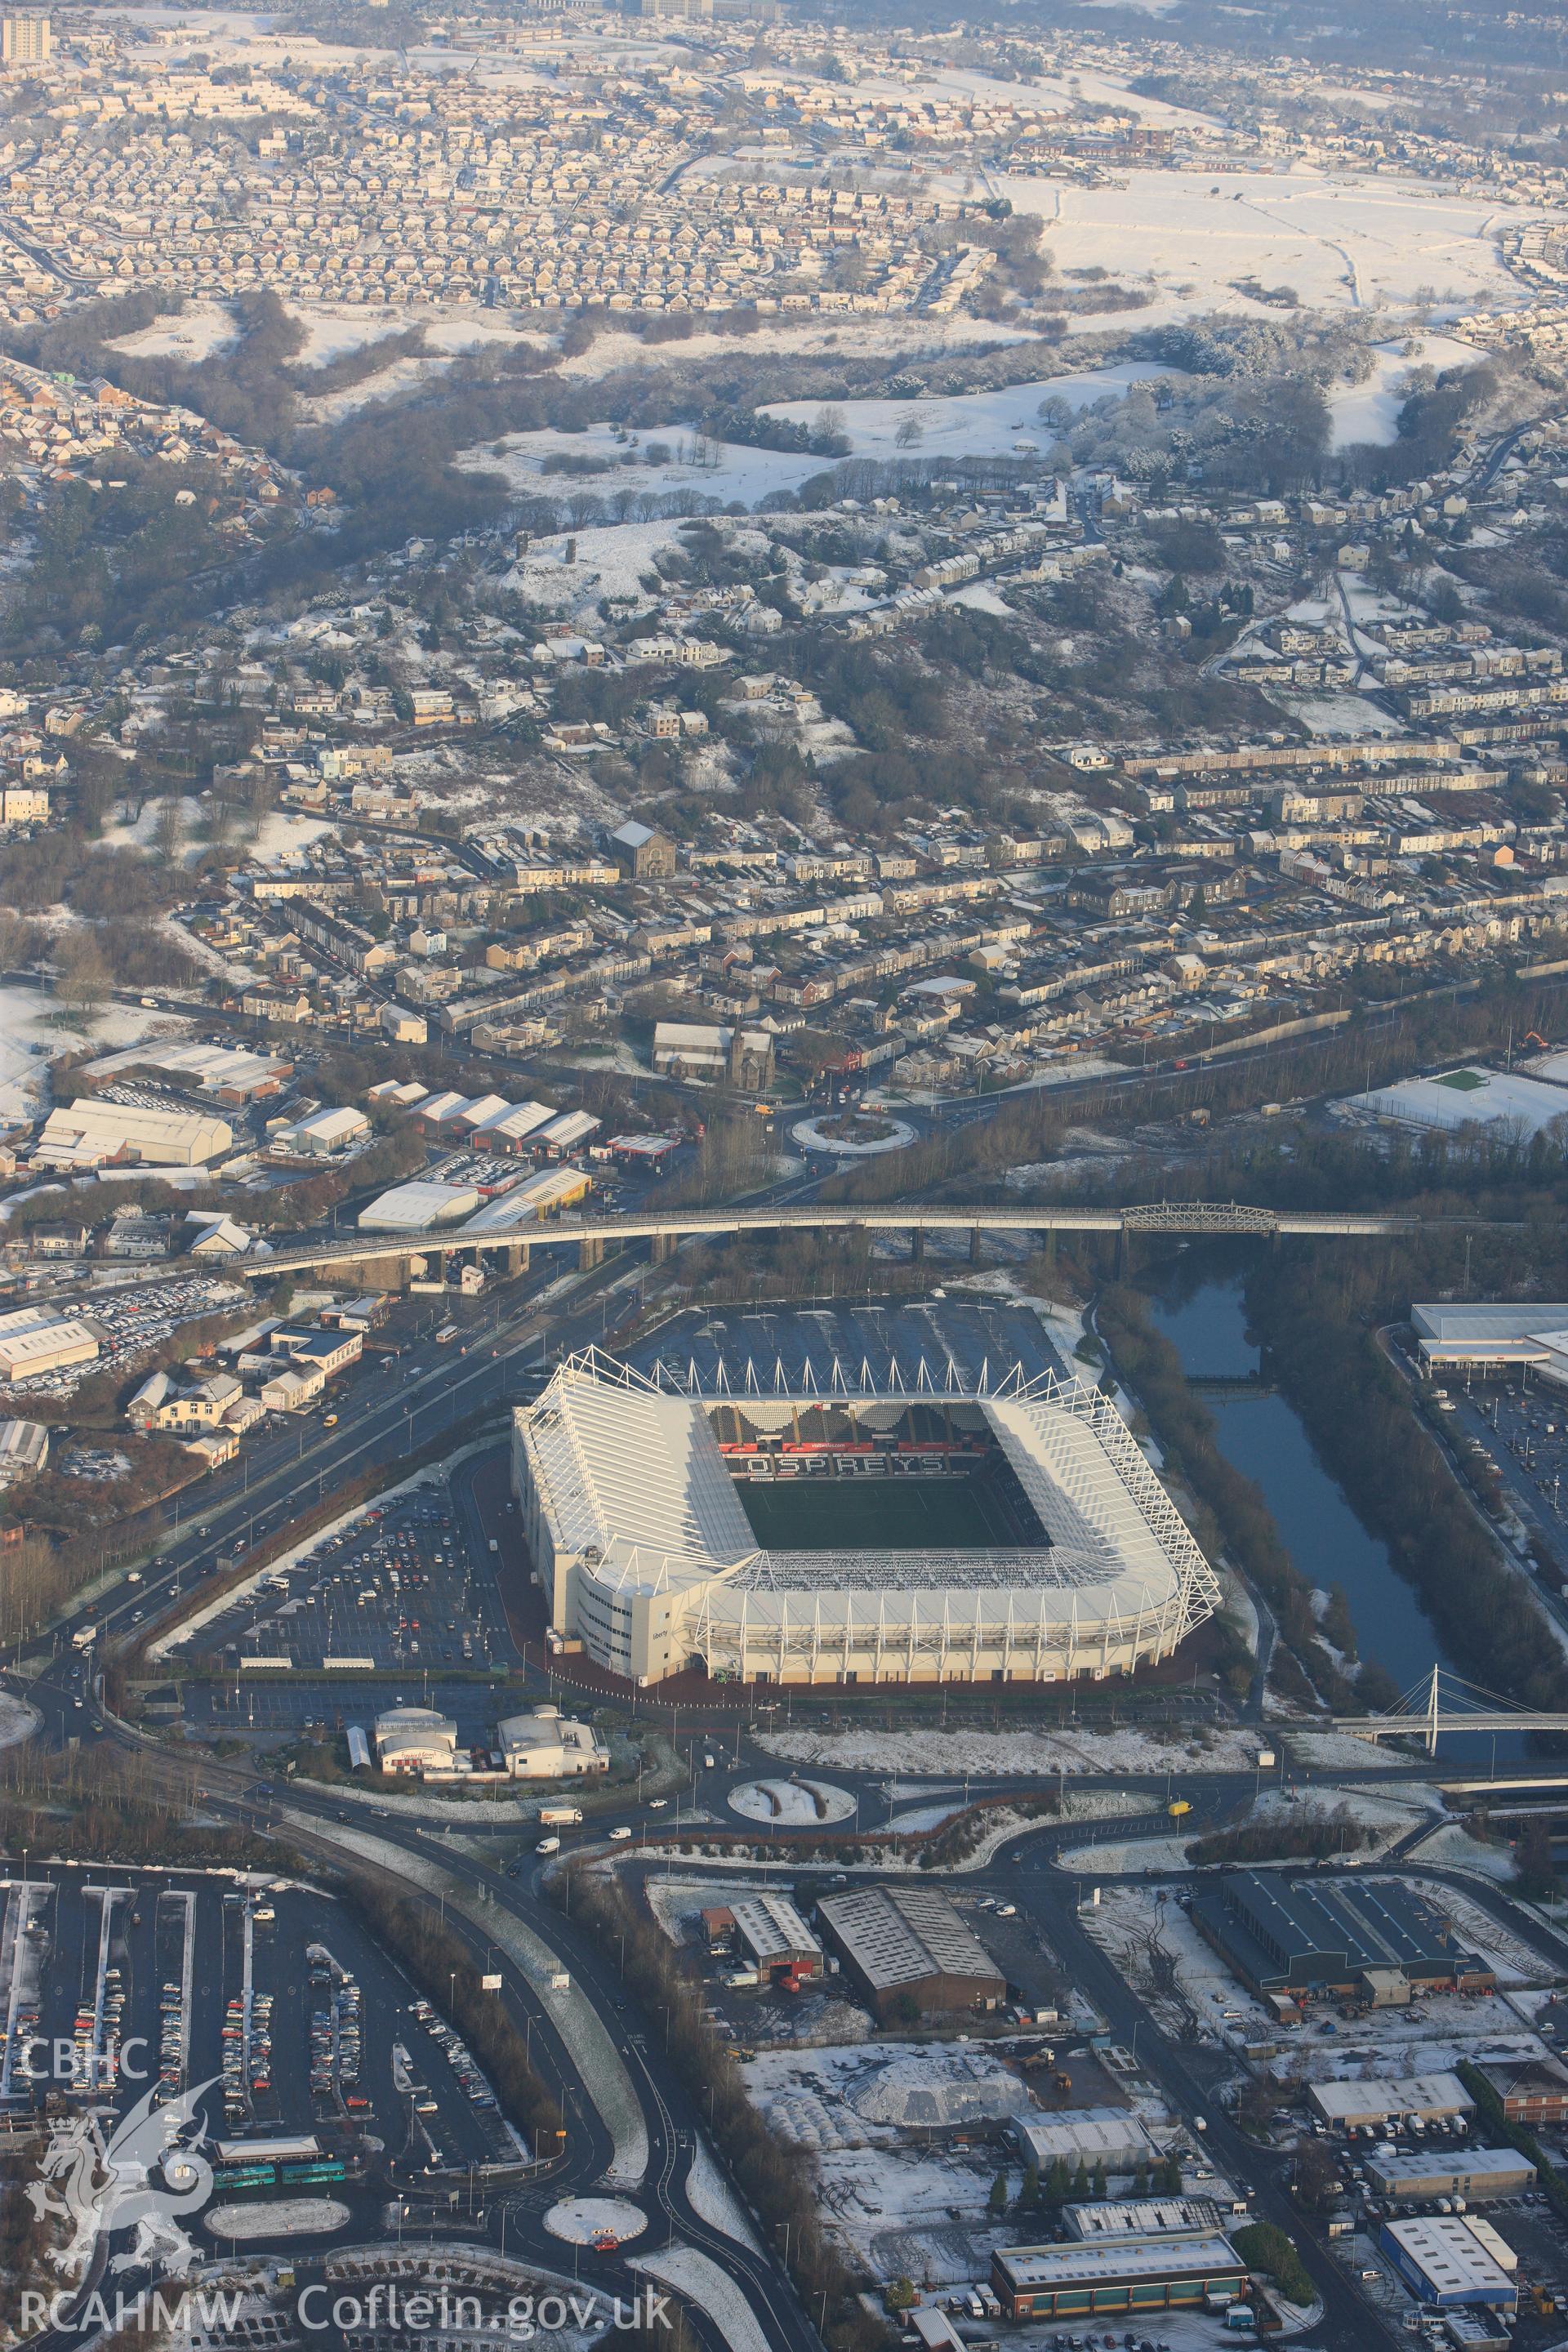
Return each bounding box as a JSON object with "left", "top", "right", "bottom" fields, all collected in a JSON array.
[
  {"left": 523, "top": 1352, "right": 1219, "bottom": 1631},
  {"left": 522, "top": 1365, "right": 756, "bottom": 1584}
]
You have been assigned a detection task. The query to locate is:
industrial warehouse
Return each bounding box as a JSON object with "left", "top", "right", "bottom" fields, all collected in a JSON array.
[
  {"left": 1191, "top": 1872, "right": 1495, "bottom": 2002},
  {"left": 1365, "top": 2149, "right": 1537, "bottom": 2205},
  {"left": 1411, "top": 1302, "right": 1568, "bottom": 1381},
  {"left": 817, "top": 1884, "right": 1004, "bottom": 2020},
  {"left": 511, "top": 1350, "right": 1221, "bottom": 1687},
  {"left": 989, "top": 2227, "right": 1249, "bottom": 2325}
]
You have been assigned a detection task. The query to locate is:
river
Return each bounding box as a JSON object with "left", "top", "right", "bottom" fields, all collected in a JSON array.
[{"left": 1146, "top": 1269, "right": 1472, "bottom": 1708}]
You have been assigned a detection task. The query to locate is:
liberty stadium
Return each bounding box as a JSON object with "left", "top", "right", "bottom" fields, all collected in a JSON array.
[{"left": 512, "top": 1345, "right": 1220, "bottom": 1690}]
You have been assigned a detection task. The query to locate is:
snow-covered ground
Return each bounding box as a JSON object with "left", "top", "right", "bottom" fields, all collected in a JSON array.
[
  {"left": 1062, "top": 1787, "right": 1163, "bottom": 1823},
  {"left": 763, "top": 364, "right": 1177, "bottom": 470},
  {"left": 544, "top": 2198, "right": 647, "bottom": 2247},
  {"left": 1286, "top": 1993, "right": 1550, "bottom": 2078},
  {"left": 0, "top": 984, "right": 185, "bottom": 1126},
  {"left": 0, "top": 987, "right": 53, "bottom": 1128},
  {"left": 1410, "top": 1820, "right": 1520, "bottom": 1882},
  {"left": 740, "top": 2041, "right": 1041, "bottom": 2282},
  {"left": 1058, "top": 1833, "right": 1198, "bottom": 1877},
  {"left": 1083, "top": 1883, "right": 1281, "bottom": 2046},
  {"left": 205, "top": 2198, "right": 350, "bottom": 2240},
  {"left": 251, "top": 810, "right": 336, "bottom": 859},
  {"left": 0, "top": 1695, "right": 40, "bottom": 1753},
  {"left": 1058, "top": 1785, "right": 1438, "bottom": 1876},
  {"left": 755, "top": 1723, "right": 1269, "bottom": 1778},
  {"left": 631, "top": 2247, "right": 769, "bottom": 2352},
  {"left": 1286, "top": 1731, "right": 1410, "bottom": 1773},
  {"left": 1328, "top": 334, "right": 1477, "bottom": 447},
  {"left": 466, "top": 363, "right": 1177, "bottom": 532},
  {"left": 1000, "top": 165, "right": 1558, "bottom": 323},
  {"left": 683, "top": 2141, "right": 760, "bottom": 2252},
  {"left": 728, "top": 1777, "right": 855, "bottom": 1826},
  {"left": 108, "top": 299, "right": 237, "bottom": 363},
  {"left": 95, "top": 792, "right": 204, "bottom": 855},
  {"left": 886, "top": 1801, "right": 966, "bottom": 1833},
  {"left": 645, "top": 1873, "right": 776, "bottom": 1947},
  {"left": 1285, "top": 689, "right": 1410, "bottom": 738}
]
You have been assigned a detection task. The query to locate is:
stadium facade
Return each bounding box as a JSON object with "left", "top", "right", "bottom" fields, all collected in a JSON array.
[{"left": 511, "top": 1349, "right": 1220, "bottom": 1687}]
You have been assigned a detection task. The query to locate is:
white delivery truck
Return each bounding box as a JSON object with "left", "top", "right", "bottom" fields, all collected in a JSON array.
[{"left": 539, "top": 1806, "right": 582, "bottom": 1827}]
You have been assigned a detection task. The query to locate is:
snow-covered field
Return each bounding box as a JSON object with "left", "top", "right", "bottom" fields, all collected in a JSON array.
[
  {"left": 251, "top": 810, "right": 336, "bottom": 860},
  {"left": 1058, "top": 1833, "right": 1197, "bottom": 1877},
  {"left": 0, "top": 985, "right": 58, "bottom": 1125},
  {"left": 755, "top": 1723, "right": 1269, "bottom": 1778},
  {"left": 108, "top": 299, "right": 237, "bottom": 363},
  {"left": 1329, "top": 335, "right": 1478, "bottom": 447},
  {"left": 467, "top": 363, "right": 1177, "bottom": 525},
  {"left": 1410, "top": 1820, "right": 1520, "bottom": 1881},
  {"left": 886, "top": 1801, "right": 967, "bottom": 1833},
  {"left": 1000, "top": 166, "right": 1559, "bottom": 321},
  {"left": 1286, "top": 1729, "right": 1413, "bottom": 1772},
  {"left": 94, "top": 792, "right": 205, "bottom": 856},
  {"left": 0, "top": 983, "right": 185, "bottom": 1126},
  {"left": 949, "top": 59, "right": 1220, "bottom": 131},
  {"left": 1287, "top": 689, "right": 1409, "bottom": 739},
  {"left": 1083, "top": 1885, "right": 1256, "bottom": 2045},
  {"left": 764, "top": 364, "right": 1176, "bottom": 468}
]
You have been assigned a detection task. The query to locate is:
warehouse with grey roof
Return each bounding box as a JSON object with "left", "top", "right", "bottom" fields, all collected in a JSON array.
[{"left": 816, "top": 1885, "right": 1004, "bottom": 2020}]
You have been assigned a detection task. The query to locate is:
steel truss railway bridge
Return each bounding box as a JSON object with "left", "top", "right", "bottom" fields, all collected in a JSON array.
[{"left": 238, "top": 1198, "right": 1456, "bottom": 1285}]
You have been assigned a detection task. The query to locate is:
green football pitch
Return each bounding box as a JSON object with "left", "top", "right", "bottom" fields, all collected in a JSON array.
[{"left": 735, "top": 1474, "right": 1027, "bottom": 1551}]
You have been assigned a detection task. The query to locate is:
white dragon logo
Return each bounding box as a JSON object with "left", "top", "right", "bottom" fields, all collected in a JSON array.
[{"left": 28, "top": 2078, "right": 218, "bottom": 2278}]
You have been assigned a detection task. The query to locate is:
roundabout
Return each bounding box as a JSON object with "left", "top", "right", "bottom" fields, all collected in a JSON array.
[
  {"left": 544, "top": 2197, "right": 648, "bottom": 2250},
  {"left": 728, "top": 1775, "right": 856, "bottom": 1827},
  {"left": 791, "top": 1110, "right": 917, "bottom": 1157}
]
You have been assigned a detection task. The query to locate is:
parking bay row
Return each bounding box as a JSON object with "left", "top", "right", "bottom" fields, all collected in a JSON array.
[{"left": 0, "top": 1867, "right": 510, "bottom": 2180}]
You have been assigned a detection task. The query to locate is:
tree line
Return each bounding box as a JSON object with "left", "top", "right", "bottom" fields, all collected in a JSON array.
[
  {"left": 1246, "top": 1246, "right": 1568, "bottom": 1716},
  {"left": 340, "top": 1875, "right": 562, "bottom": 2155},
  {"left": 1095, "top": 1283, "right": 1391, "bottom": 1713},
  {"left": 555, "top": 1863, "right": 892, "bottom": 2352}
]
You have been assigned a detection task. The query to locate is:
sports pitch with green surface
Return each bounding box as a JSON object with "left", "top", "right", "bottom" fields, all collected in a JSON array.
[{"left": 736, "top": 1474, "right": 1031, "bottom": 1551}]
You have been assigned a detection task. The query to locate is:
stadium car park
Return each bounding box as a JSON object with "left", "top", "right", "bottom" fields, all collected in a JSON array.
[
  {"left": 174, "top": 1486, "right": 518, "bottom": 1677},
  {"left": 0, "top": 1865, "right": 510, "bottom": 2196}
]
